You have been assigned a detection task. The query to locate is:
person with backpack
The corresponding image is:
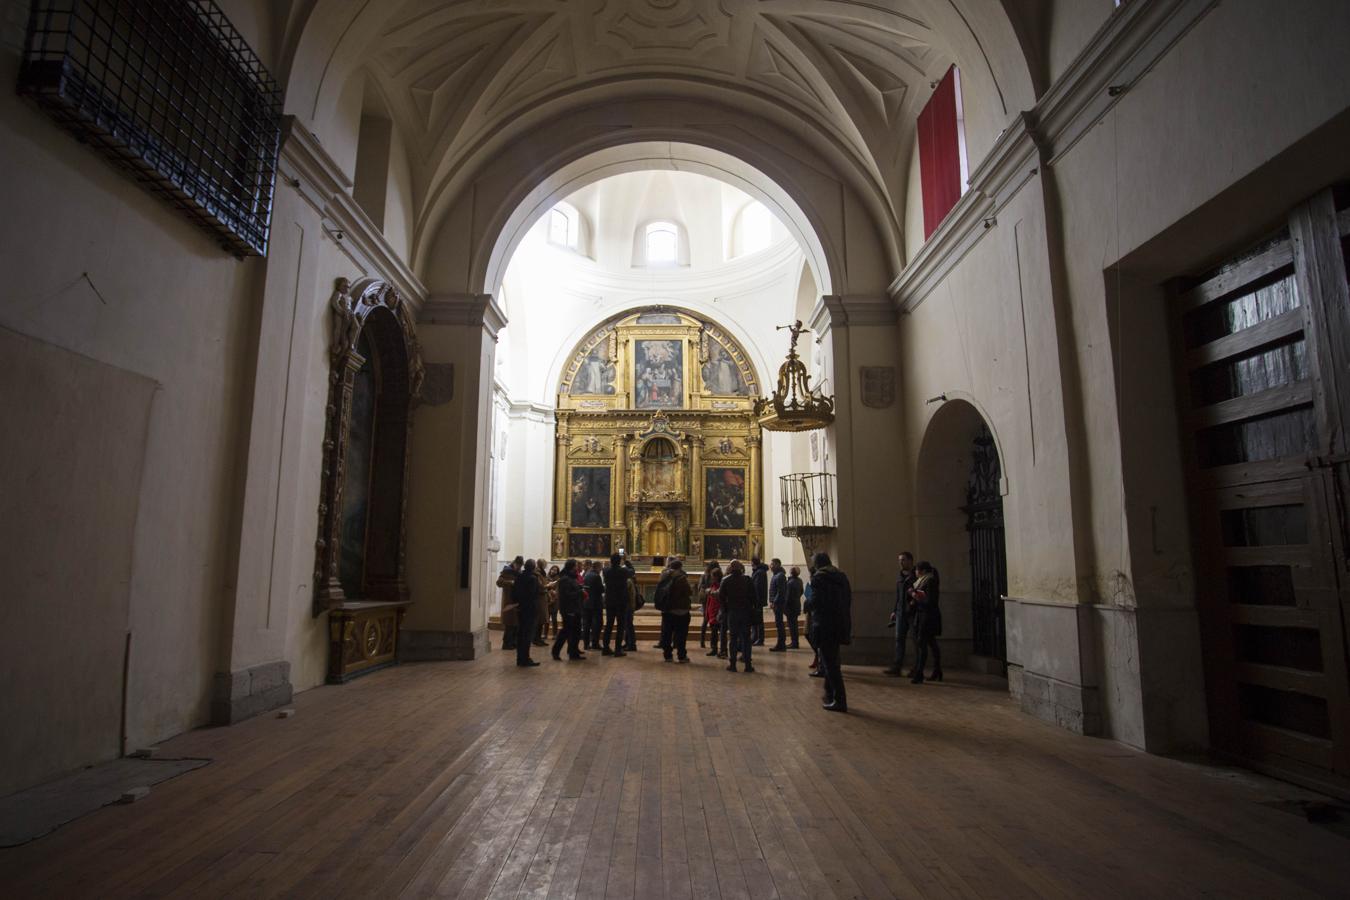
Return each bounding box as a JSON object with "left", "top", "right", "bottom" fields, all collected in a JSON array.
[
  {"left": 662, "top": 559, "right": 693, "bottom": 662},
  {"left": 653, "top": 559, "right": 676, "bottom": 654},
  {"left": 809, "top": 552, "right": 852, "bottom": 711}
]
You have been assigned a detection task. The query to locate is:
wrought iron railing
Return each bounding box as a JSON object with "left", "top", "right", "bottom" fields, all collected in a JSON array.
[
  {"left": 18, "top": 0, "right": 282, "bottom": 257},
  {"left": 779, "top": 472, "right": 837, "bottom": 532}
]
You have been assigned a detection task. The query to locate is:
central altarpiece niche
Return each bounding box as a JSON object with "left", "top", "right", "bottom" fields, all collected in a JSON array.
[{"left": 553, "top": 308, "right": 765, "bottom": 563}]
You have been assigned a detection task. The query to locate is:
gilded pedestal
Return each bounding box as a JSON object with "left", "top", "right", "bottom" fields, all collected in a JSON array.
[{"left": 327, "top": 601, "right": 409, "bottom": 683}]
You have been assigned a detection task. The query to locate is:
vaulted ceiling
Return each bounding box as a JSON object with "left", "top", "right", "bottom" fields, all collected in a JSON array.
[
  {"left": 282, "top": 0, "right": 1034, "bottom": 276},
  {"left": 368, "top": 0, "right": 942, "bottom": 179}
]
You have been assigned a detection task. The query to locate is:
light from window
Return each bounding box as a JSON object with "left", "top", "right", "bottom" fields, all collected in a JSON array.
[
  {"left": 547, "top": 202, "right": 580, "bottom": 248},
  {"left": 549, "top": 209, "right": 570, "bottom": 245},
  {"left": 740, "top": 202, "right": 772, "bottom": 256},
  {"left": 646, "top": 221, "right": 678, "bottom": 263}
]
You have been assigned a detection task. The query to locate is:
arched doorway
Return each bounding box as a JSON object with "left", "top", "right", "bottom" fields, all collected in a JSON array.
[{"left": 915, "top": 399, "right": 1008, "bottom": 673}]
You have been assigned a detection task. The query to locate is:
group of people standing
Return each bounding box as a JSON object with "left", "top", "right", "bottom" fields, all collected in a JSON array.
[
  {"left": 495, "top": 550, "right": 856, "bottom": 713},
  {"left": 885, "top": 551, "right": 944, "bottom": 684}
]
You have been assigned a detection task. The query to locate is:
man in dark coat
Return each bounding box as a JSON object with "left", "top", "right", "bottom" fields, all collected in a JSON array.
[
  {"left": 884, "top": 552, "right": 916, "bottom": 676},
  {"left": 910, "top": 561, "right": 943, "bottom": 683},
  {"left": 783, "top": 565, "right": 803, "bottom": 650},
  {"left": 551, "top": 559, "right": 586, "bottom": 661},
  {"left": 497, "top": 555, "right": 523, "bottom": 650},
  {"left": 768, "top": 558, "right": 790, "bottom": 651},
  {"left": 809, "top": 552, "right": 851, "bottom": 711},
  {"left": 663, "top": 559, "right": 694, "bottom": 662},
  {"left": 512, "top": 559, "right": 540, "bottom": 667},
  {"left": 602, "top": 553, "right": 630, "bottom": 657},
  {"left": 620, "top": 550, "right": 638, "bottom": 651},
  {"left": 720, "top": 560, "right": 756, "bottom": 673},
  {"left": 750, "top": 557, "right": 769, "bottom": 645},
  {"left": 582, "top": 560, "right": 605, "bottom": 650}
]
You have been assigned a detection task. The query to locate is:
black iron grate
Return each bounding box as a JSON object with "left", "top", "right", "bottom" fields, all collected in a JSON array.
[{"left": 18, "top": 0, "right": 282, "bottom": 257}]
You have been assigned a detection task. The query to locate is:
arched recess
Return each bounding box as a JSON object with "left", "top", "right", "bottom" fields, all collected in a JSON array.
[
  {"left": 472, "top": 138, "right": 844, "bottom": 302},
  {"left": 914, "top": 397, "right": 1009, "bottom": 671},
  {"left": 314, "top": 278, "right": 425, "bottom": 617}
]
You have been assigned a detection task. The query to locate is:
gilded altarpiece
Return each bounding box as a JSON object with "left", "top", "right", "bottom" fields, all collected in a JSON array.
[{"left": 552, "top": 309, "right": 764, "bottom": 562}]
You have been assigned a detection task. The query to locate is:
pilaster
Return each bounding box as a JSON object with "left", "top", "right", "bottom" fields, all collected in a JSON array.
[{"left": 401, "top": 292, "right": 507, "bottom": 660}]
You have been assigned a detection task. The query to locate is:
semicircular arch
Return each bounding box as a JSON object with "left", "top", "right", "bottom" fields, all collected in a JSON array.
[{"left": 550, "top": 304, "right": 766, "bottom": 406}]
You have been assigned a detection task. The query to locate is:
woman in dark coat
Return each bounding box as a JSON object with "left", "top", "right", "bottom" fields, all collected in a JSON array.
[
  {"left": 719, "top": 560, "right": 756, "bottom": 673},
  {"left": 909, "top": 561, "right": 943, "bottom": 683},
  {"left": 551, "top": 559, "right": 586, "bottom": 661}
]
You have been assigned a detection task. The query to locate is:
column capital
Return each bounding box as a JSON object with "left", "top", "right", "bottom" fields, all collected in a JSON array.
[
  {"left": 812, "top": 295, "right": 899, "bottom": 331},
  {"left": 420, "top": 293, "right": 508, "bottom": 338}
]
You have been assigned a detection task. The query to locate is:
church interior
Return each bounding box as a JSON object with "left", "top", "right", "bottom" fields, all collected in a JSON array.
[{"left": 2, "top": 0, "right": 1350, "bottom": 896}]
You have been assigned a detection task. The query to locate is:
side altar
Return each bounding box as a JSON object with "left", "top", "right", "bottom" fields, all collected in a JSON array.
[{"left": 551, "top": 308, "right": 765, "bottom": 563}]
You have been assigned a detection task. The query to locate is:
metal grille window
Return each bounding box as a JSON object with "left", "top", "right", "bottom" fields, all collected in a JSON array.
[{"left": 18, "top": 0, "right": 282, "bottom": 257}]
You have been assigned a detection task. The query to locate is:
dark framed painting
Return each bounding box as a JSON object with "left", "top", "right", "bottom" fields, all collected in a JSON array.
[
  {"left": 704, "top": 466, "right": 746, "bottom": 529},
  {"left": 338, "top": 334, "right": 376, "bottom": 594},
  {"left": 635, "top": 339, "right": 682, "bottom": 409},
  {"left": 568, "top": 533, "right": 612, "bottom": 557},
  {"left": 703, "top": 534, "right": 747, "bottom": 560},
  {"left": 569, "top": 466, "right": 611, "bottom": 527}
]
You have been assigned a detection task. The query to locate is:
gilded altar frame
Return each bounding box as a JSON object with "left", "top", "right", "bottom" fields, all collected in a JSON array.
[
  {"left": 551, "top": 308, "right": 765, "bottom": 563},
  {"left": 314, "top": 278, "right": 424, "bottom": 681}
]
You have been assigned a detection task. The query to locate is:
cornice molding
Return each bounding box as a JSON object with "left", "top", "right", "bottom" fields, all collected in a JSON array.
[
  {"left": 889, "top": 0, "right": 1219, "bottom": 313},
  {"left": 506, "top": 399, "right": 557, "bottom": 424},
  {"left": 1034, "top": 0, "right": 1220, "bottom": 168},
  {"left": 278, "top": 117, "right": 350, "bottom": 210},
  {"left": 279, "top": 115, "right": 428, "bottom": 311},
  {"left": 325, "top": 195, "right": 427, "bottom": 311},
  {"left": 420, "top": 292, "right": 509, "bottom": 338},
  {"left": 819, "top": 294, "right": 899, "bottom": 327}
]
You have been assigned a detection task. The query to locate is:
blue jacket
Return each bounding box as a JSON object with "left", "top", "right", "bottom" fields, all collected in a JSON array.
[{"left": 769, "top": 569, "right": 787, "bottom": 607}]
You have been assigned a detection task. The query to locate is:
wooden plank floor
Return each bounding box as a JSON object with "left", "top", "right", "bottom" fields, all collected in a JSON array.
[{"left": 3, "top": 646, "right": 1348, "bottom": 899}]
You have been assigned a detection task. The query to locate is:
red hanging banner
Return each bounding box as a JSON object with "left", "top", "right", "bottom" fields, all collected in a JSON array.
[{"left": 918, "top": 65, "right": 962, "bottom": 239}]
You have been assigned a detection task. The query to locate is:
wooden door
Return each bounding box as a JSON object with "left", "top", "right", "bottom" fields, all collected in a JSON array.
[{"left": 1171, "top": 188, "right": 1350, "bottom": 792}]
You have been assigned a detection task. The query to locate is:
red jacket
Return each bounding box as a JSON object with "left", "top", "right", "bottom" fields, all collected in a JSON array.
[{"left": 704, "top": 588, "right": 721, "bottom": 625}]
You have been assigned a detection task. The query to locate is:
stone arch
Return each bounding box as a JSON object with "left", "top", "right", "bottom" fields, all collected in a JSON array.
[
  {"left": 553, "top": 305, "right": 764, "bottom": 405},
  {"left": 434, "top": 124, "right": 860, "bottom": 300},
  {"left": 913, "top": 396, "right": 1008, "bottom": 667}
]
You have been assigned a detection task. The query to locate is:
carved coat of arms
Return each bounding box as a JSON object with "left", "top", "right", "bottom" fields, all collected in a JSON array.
[{"left": 860, "top": 366, "right": 895, "bottom": 409}]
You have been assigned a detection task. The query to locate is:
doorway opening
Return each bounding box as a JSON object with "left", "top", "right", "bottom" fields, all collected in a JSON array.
[{"left": 916, "top": 399, "right": 1008, "bottom": 673}]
